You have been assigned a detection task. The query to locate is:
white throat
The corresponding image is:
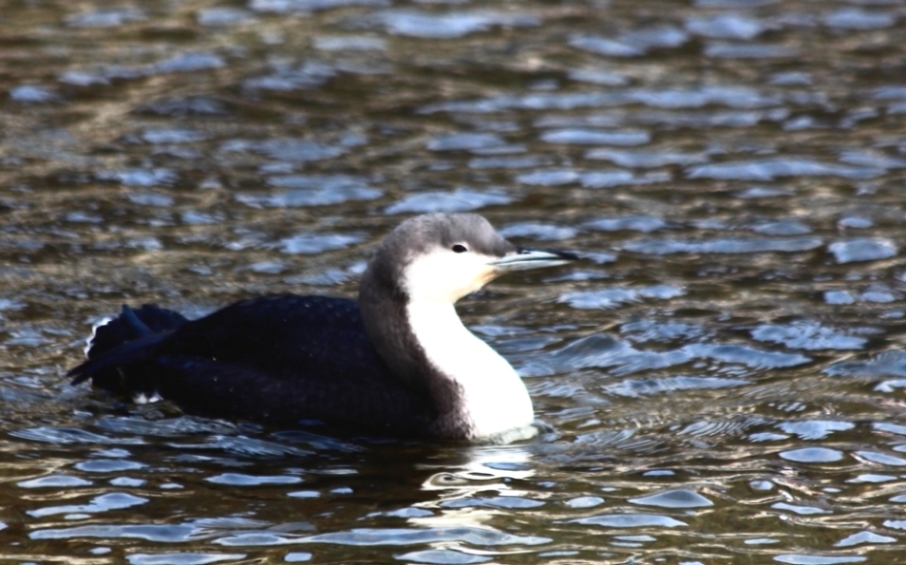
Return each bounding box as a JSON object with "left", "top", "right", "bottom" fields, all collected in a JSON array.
[{"left": 405, "top": 300, "right": 535, "bottom": 440}]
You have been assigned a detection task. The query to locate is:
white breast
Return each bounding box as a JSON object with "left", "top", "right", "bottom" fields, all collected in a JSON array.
[{"left": 405, "top": 300, "right": 535, "bottom": 439}]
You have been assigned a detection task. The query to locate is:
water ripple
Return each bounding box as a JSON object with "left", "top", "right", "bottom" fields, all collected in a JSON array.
[
  {"left": 499, "top": 223, "right": 577, "bottom": 241},
  {"left": 572, "top": 513, "right": 687, "bottom": 528},
  {"left": 780, "top": 447, "right": 844, "bottom": 463},
  {"left": 197, "top": 8, "right": 256, "bottom": 27},
  {"left": 778, "top": 420, "right": 855, "bottom": 440},
  {"left": 373, "top": 10, "right": 539, "bottom": 39},
  {"left": 65, "top": 8, "right": 145, "bottom": 27},
  {"left": 570, "top": 26, "right": 688, "bottom": 57},
  {"left": 31, "top": 524, "right": 205, "bottom": 542},
  {"left": 585, "top": 215, "right": 667, "bottom": 233},
  {"left": 224, "top": 138, "right": 346, "bottom": 163},
  {"left": 529, "top": 334, "right": 809, "bottom": 378},
  {"left": 420, "top": 86, "right": 781, "bottom": 114},
  {"left": 628, "top": 489, "right": 713, "bottom": 509},
  {"left": 828, "top": 238, "right": 898, "bottom": 263},
  {"left": 300, "top": 526, "right": 550, "bottom": 546},
  {"left": 560, "top": 285, "right": 684, "bottom": 309},
  {"left": 155, "top": 53, "right": 225, "bottom": 74},
  {"left": 18, "top": 475, "right": 93, "bottom": 488},
  {"left": 243, "top": 62, "right": 337, "bottom": 91},
  {"left": 750, "top": 321, "right": 868, "bottom": 351},
  {"left": 854, "top": 451, "right": 906, "bottom": 467},
  {"left": 396, "top": 549, "right": 489, "bottom": 564},
  {"left": 835, "top": 531, "right": 896, "bottom": 547},
  {"left": 824, "top": 8, "right": 896, "bottom": 30},
  {"left": 427, "top": 133, "right": 505, "bottom": 152},
  {"left": 687, "top": 158, "right": 882, "bottom": 181},
  {"left": 440, "top": 496, "right": 545, "bottom": 509},
  {"left": 624, "top": 236, "right": 823, "bottom": 255},
  {"left": 685, "top": 13, "right": 764, "bottom": 39},
  {"left": 602, "top": 376, "right": 746, "bottom": 398},
  {"left": 705, "top": 43, "right": 799, "bottom": 59},
  {"left": 128, "top": 553, "right": 247, "bottom": 565},
  {"left": 385, "top": 189, "right": 512, "bottom": 214},
  {"left": 278, "top": 233, "right": 363, "bottom": 255},
  {"left": 775, "top": 555, "right": 865, "bottom": 564},
  {"left": 205, "top": 473, "right": 303, "bottom": 486},
  {"left": 10, "top": 427, "right": 145, "bottom": 445},
  {"left": 540, "top": 129, "right": 650, "bottom": 146},
  {"left": 586, "top": 148, "right": 708, "bottom": 167},
  {"left": 249, "top": 0, "right": 387, "bottom": 13},
  {"left": 238, "top": 175, "right": 381, "bottom": 207},
  {"left": 28, "top": 492, "right": 148, "bottom": 518},
  {"left": 825, "top": 352, "right": 906, "bottom": 379}
]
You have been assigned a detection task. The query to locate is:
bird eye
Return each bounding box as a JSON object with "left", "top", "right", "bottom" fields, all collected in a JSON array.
[{"left": 451, "top": 244, "right": 468, "bottom": 253}]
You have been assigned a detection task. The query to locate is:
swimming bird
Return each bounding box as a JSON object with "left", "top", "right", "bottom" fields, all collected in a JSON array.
[{"left": 69, "top": 213, "right": 577, "bottom": 441}]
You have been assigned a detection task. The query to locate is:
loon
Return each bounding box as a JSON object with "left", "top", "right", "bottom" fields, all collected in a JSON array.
[{"left": 68, "top": 213, "right": 577, "bottom": 441}]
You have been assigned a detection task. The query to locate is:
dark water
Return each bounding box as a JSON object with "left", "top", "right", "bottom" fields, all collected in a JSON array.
[{"left": 3, "top": 0, "right": 906, "bottom": 563}]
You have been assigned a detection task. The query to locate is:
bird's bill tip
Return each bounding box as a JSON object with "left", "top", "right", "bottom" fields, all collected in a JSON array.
[{"left": 488, "top": 248, "right": 580, "bottom": 271}]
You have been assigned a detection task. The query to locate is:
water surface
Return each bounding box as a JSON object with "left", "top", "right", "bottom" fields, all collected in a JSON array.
[{"left": 3, "top": 0, "right": 906, "bottom": 563}]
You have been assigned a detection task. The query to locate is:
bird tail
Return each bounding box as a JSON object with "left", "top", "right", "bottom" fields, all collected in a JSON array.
[{"left": 68, "top": 304, "right": 188, "bottom": 394}]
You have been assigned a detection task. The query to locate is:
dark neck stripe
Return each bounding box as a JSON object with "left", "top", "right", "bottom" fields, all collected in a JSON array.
[{"left": 358, "top": 259, "right": 467, "bottom": 430}]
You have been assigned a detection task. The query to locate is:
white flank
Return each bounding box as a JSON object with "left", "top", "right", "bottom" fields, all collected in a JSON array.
[{"left": 405, "top": 300, "right": 534, "bottom": 439}]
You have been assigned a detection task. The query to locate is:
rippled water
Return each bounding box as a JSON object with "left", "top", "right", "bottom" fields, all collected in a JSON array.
[{"left": 3, "top": 0, "right": 906, "bottom": 563}]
